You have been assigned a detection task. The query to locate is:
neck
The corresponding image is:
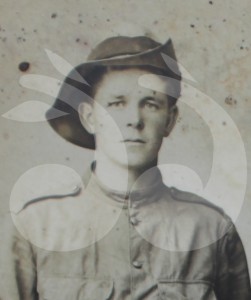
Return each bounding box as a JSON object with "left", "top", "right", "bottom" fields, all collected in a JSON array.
[{"left": 93, "top": 152, "right": 158, "bottom": 192}]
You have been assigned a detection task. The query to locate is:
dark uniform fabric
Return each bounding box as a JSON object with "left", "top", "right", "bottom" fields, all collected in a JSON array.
[{"left": 1, "top": 168, "right": 250, "bottom": 299}]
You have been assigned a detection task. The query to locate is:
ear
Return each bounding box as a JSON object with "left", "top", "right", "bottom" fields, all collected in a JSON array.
[
  {"left": 164, "top": 105, "right": 178, "bottom": 137},
  {"left": 78, "top": 102, "right": 95, "bottom": 134}
]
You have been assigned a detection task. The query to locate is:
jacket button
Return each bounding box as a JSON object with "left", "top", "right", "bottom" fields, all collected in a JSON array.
[
  {"left": 130, "top": 217, "right": 139, "bottom": 226},
  {"left": 132, "top": 261, "right": 143, "bottom": 268}
]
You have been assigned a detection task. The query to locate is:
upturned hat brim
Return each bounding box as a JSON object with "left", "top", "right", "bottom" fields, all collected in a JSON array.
[{"left": 46, "top": 37, "right": 181, "bottom": 149}]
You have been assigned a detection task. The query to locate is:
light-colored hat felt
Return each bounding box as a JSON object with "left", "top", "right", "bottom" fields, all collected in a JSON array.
[{"left": 46, "top": 36, "right": 181, "bottom": 149}]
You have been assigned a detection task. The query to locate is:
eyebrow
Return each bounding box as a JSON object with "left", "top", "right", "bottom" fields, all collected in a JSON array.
[
  {"left": 110, "top": 94, "right": 166, "bottom": 105},
  {"left": 114, "top": 95, "right": 125, "bottom": 100},
  {"left": 141, "top": 96, "right": 166, "bottom": 105}
]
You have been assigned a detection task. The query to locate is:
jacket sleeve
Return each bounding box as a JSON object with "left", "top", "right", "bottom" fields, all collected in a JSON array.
[
  {"left": 214, "top": 222, "right": 251, "bottom": 300},
  {"left": 0, "top": 213, "right": 38, "bottom": 300}
]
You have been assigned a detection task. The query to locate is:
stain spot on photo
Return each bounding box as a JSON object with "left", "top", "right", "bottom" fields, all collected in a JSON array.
[
  {"left": 3, "top": 132, "right": 9, "bottom": 140},
  {"left": 181, "top": 125, "right": 189, "bottom": 132},
  {"left": 17, "top": 36, "right": 24, "bottom": 43},
  {"left": 177, "top": 117, "right": 182, "bottom": 123},
  {"left": 18, "top": 62, "right": 30, "bottom": 72},
  {"left": 51, "top": 13, "right": 57, "bottom": 19},
  {"left": 225, "top": 96, "right": 237, "bottom": 106}
]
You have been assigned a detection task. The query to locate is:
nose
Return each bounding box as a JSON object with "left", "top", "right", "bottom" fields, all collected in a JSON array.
[{"left": 126, "top": 106, "right": 144, "bottom": 130}]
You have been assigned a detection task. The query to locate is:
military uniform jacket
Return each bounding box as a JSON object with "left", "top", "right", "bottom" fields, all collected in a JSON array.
[{"left": 1, "top": 168, "right": 251, "bottom": 300}]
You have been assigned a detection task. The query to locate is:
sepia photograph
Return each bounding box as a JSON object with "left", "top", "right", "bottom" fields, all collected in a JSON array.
[{"left": 0, "top": 1, "right": 251, "bottom": 299}]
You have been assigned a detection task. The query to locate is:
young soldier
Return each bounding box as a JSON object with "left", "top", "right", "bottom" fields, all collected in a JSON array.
[{"left": 1, "top": 36, "right": 251, "bottom": 299}]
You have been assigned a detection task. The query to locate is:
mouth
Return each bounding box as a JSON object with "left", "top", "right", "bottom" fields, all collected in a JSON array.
[{"left": 122, "top": 139, "right": 146, "bottom": 144}]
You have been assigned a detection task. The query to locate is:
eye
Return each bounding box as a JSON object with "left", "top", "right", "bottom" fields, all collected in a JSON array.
[
  {"left": 107, "top": 100, "right": 126, "bottom": 109},
  {"left": 144, "top": 101, "right": 160, "bottom": 111}
]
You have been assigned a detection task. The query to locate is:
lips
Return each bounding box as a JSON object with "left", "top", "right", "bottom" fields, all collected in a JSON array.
[{"left": 123, "top": 139, "right": 145, "bottom": 143}]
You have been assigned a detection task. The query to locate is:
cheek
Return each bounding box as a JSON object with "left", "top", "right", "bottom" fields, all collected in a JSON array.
[
  {"left": 94, "top": 115, "right": 124, "bottom": 140},
  {"left": 94, "top": 110, "right": 112, "bottom": 131},
  {"left": 148, "top": 117, "right": 168, "bottom": 135}
]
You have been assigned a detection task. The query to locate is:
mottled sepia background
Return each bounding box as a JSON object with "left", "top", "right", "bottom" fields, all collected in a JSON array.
[{"left": 1, "top": 0, "right": 251, "bottom": 267}]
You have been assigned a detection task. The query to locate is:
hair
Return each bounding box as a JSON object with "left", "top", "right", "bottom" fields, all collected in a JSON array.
[{"left": 83, "top": 65, "right": 180, "bottom": 108}]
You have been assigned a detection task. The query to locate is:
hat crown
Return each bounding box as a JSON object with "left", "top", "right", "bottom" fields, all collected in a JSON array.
[{"left": 88, "top": 36, "right": 161, "bottom": 61}]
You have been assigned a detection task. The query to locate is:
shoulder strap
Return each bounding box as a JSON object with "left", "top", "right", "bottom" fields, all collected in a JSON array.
[{"left": 169, "top": 186, "right": 225, "bottom": 215}]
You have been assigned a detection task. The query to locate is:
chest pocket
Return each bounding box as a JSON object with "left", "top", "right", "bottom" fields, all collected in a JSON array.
[
  {"left": 158, "top": 281, "right": 216, "bottom": 300},
  {"left": 38, "top": 277, "right": 114, "bottom": 300}
]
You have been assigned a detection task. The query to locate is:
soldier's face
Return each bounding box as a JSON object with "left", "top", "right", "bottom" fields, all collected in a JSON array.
[{"left": 79, "top": 68, "right": 177, "bottom": 169}]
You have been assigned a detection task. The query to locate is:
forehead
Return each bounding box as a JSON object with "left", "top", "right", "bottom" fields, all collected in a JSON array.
[{"left": 94, "top": 68, "right": 168, "bottom": 96}]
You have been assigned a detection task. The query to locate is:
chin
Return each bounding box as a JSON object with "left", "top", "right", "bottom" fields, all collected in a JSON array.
[{"left": 123, "top": 156, "right": 157, "bottom": 170}]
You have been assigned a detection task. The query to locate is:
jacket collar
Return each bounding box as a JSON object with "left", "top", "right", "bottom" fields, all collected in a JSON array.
[{"left": 84, "top": 162, "right": 165, "bottom": 207}]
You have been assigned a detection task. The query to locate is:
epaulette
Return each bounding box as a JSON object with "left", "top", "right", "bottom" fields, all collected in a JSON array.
[
  {"left": 10, "top": 184, "right": 82, "bottom": 214},
  {"left": 169, "top": 186, "right": 225, "bottom": 215}
]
